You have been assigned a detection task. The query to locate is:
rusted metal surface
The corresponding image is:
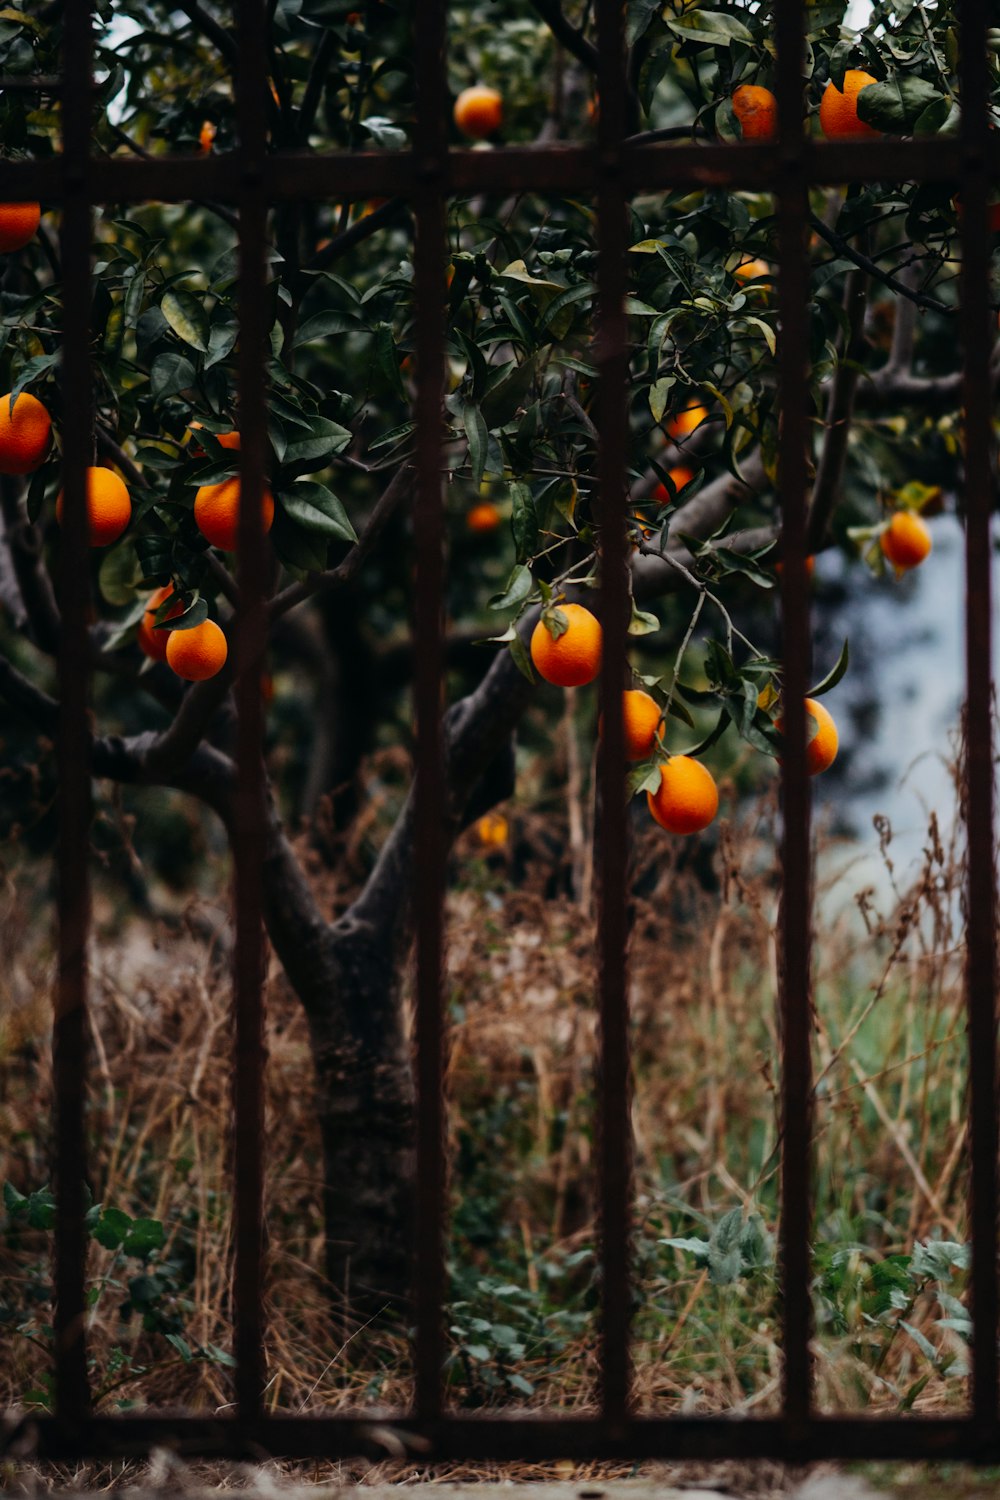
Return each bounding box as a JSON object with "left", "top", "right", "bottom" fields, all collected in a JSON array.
[
  {"left": 773, "top": 0, "right": 814, "bottom": 1439},
  {"left": 593, "top": 0, "right": 634, "bottom": 1429},
  {"left": 957, "top": 0, "right": 1000, "bottom": 1439},
  {"left": 411, "top": 0, "right": 449, "bottom": 1426},
  {"left": 27, "top": 0, "right": 998, "bottom": 1468},
  {"left": 231, "top": 0, "right": 271, "bottom": 1425},
  {"left": 52, "top": 0, "right": 95, "bottom": 1436}
]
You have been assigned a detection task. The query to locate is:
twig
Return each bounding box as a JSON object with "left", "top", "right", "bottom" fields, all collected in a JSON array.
[
  {"left": 305, "top": 197, "right": 410, "bottom": 274},
  {"left": 807, "top": 265, "right": 868, "bottom": 552},
  {"left": 809, "top": 212, "right": 953, "bottom": 315},
  {"left": 526, "top": 0, "right": 599, "bottom": 73}
]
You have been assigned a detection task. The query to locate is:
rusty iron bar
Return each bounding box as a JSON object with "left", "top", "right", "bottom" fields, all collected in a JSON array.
[
  {"left": 0, "top": 137, "right": 990, "bottom": 205},
  {"left": 957, "top": 0, "right": 1000, "bottom": 1438},
  {"left": 231, "top": 0, "right": 271, "bottom": 1424},
  {"left": 14, "top": 1412, "right": 1000, "bottom": 1463},
  {"left": 774, "top": 0, "right": 814, "bottom": 1442},
  {"left": 52, "top": 0, "right": 95, "bottom": 1433},
  {"left": 593, "top": 0, "right": 633, "bottom": 1429},
  {"left": 411, "top": 0, "right": 449, "bottom": 1423}
]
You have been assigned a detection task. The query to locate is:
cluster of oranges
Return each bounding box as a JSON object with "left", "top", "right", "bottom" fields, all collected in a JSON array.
[
  {"left": 526, "top": 601, "right": 839, "bottom": 839},
  {"left": 732, "top": 70, "right": 881, "bottom": 141}
]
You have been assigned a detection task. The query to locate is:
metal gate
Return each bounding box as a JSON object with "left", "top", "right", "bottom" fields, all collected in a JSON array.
[{"left": 4, "top": 0, "right": 998, "bottom": 1468}]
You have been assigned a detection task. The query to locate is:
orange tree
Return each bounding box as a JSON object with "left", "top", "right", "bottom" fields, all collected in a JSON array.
[{"left": 0, "top": 1, "right": 984, "bottom": 1316}]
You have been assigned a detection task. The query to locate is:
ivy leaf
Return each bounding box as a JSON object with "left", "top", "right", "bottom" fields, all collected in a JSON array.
[
  {"left": 161, "top": 289, "right": 210, "bottom": 353},
  {"left": 92, "top": 1206, "right": 132, "bottom": 1250},
  {"left": 123, "top": 1217, "right": 165, "bottom": 1258},
  {"left": 279, "top": 482, "right": 357, "bottom": 542}
]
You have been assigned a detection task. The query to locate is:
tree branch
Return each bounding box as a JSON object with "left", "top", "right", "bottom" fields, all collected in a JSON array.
[
  {"left": 526, "top": 0, "right": 599, "bottom": 73},
  {"left": 305, "top": 197, "right": 411, "bottom": 275},
  {"left": 298, "top": 27, "right": 338, "bottom": 144},
  {"left": 807, "top": 266, "right": 868, "bottom": 553},
  {"left": 268, "top": 463, "right": 412, "bottom": 621},
  {"left": 809, "top": 213, "right": 953, "bottom": 315}
]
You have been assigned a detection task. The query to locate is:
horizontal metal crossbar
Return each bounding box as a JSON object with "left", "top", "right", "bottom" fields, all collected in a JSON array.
[
  {"left": 0, "top": 135, "right": 990, "bottom": 203},
  {"left": 16, "top": 1414, "right": 1000, "bottom": 1465}
]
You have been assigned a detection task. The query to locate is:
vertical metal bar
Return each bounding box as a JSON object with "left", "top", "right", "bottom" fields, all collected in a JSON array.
[
  {"left": 412, "top": 0, "right": 449, "bottom": 1424},
  {"left": 233, "top": 0, "right": 270, "bottom": 1423},
  {"left": 53, "top": 0, "right": 95, "bottom": 1431},
  {"left": 957, "top": 0, "right": 999, "bottom": 1444},
  {"left": 594, "top": 0, "right": 632, "bottom": 1427},
  {"left": 774, "top": 0, "right": 813, "bottom": 1442}
]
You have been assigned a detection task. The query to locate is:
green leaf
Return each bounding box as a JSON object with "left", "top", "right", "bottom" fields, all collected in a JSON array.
[
  {"left": 11, "top": 352, "right": 59, "bottom": 404},
  {"left": 99, "top": 542, "right": 143, "bottom": 607},
  {"left": 293, "top": 309, "right": 361, "bottom": 345},
  {"left": 508, "top": 631, "right": 535, "bottom": 682},
  {"left": 489, "top": 564, "right": 532, "bottom": 612},
  {"left": 168, "top": 596, "right": 209, "bottom": 632},
  {"left": 628, "top": 762, "right": 663, "bottom": 798},
  {"left": 123, "top": 1217, "right": 165, "bottom": 1258},
  {"left": 150, "top": 352, "right": 195, "bottom": 402},
  {"left": 648, "top": 376, "right": 674, "bottom": 425},
  {"left": 161, "top": 289, "right": 210, "bottom": 353},
  {"left": 856, "top": 76, "right": 943, "bottom": 134},
  {"left": 509, "top": 481, "right": 538, "bottom": 562},
  {"left": 279, "top": 482, "right": 357, "bottom": 542},
  {"left": 165, "top": 1333, "right": 193, "bottom": 1362},
  {"left": 282, "top": 415, "right": 352, "bottom": 465},
  {"left": 463, "top": 403, "right": 489, "bottom": 487},
  {"left": 808, "top": 638, "right": 849, "bottom": 698},
  {"left": 666, "top": 11, "right": 754, "bottom": 47},
  {"left": 628, "top": 605, "right": 660, "bottom": 636},
  {"left": 627, "top": 0, "right": 661, "bottom": 45},
  {"left": 92, "top": 1207, "right": 132, "bottom": 1250}
]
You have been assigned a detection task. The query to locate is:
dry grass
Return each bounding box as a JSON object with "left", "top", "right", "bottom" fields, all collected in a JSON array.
[{"left": 0, "top": 772, "right": 976, "bottom": 1487}]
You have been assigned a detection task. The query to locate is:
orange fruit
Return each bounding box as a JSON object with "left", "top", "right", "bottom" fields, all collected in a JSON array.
[
  {"left": 733, "top": 256, "right": 771, "bottom": 285},
  {"left": 137, "top": 585, "right": 184, "bottom": 663},
  {"left": 0, "top": 391, "right": 52, "bottom": 474},
  {"left": 0, "top": 203, "right": 41, "bottom": 253},
  {"left": 189, "top": 423, "right": 240, "bottom": 454},
  {"left": 166, "top": 618, "right": 228, "bottom": 681},
  {"left": 530, "top": 602, "right": 602, "bottom": 687},
  {"left": 56, "top": 467, "right": 132, "bottom": 547},
  {"left": 647, "top": 756, "right": 719, "bottom": 835},
  {"left": 732, "top": 84, "right": 777, "bottom": 141},
  {"left": 880, "top": 510, "right": 931, "bottom": 572},
  {"left": 454, "top": 85, "right": 503, "bottom": 140},
  {"left": 467, "top": 501, "right": 501, "bottom": 533},
  {"left": 666, "top": 402, "right": 708, "bottom": 442},
  {"left": 194, "top": 476, "right": 274, "bottom": 551},
  {"left": 198, "top": 121, "right": 216, "bottom": 153},
  {"left": 776, "top": 554, "right": 816, "bottom": 579},
  {"left": 777, "top": 697, "right": 839, "bottom": 776},
  {"left": 819, "top": 70, "right": 879, "bottom": 140},
  {"left": 653, "top": 466, "right": 695, "bottom": 503},
  {"left": 613, "top": 690, "right": 664, "bottom": 761},
  {"left": 477, "top": 811, "right": 509, "bottom": 847}
]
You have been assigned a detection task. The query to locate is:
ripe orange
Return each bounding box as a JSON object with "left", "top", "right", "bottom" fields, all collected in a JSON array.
[
  {"left": 732, "top": 84, "right": 777, "bottom": 141},
  {"left": 467, "top": 501, "right": 501, "bottom": 533},
  {"left": 198, "top": 121, "right": 216, "bottom": 153},
  {"left": 56, "top": 467, "right": 132, "bottom": 547},
  {"left": 880, "top": 510, "right": 931, "bottom": 572},
  {"left": 137, "top": 585, "right": 184, "bottom": 663},
  {"left": 819, "top": 70, "right": 879, "bottom": 140},
  {"left": 529, "top": 602, "right": 602, "bottom": 687},
  {"left": 0, "top": 391, "right": 52, "bottom": 474},
  {"left": 733, "top": 256, "right": 771, "bottom": 285},
  {"left": 0, "top": 202, "right": 41, "bottom": 253},
  {"left": 477, "top": 811, "right": 509, "bottom": 847},
  {"left": 647, "top": 756, "right": 719, "bottom": 835},
  {"left": 653, "top": 466, "right": 695, "bottom": 503},
  {"left": 666, "top": 402, "right": 708, "bottom": 442},
  {"left": 454, "top": 85, "right": 503, "bottom": 140},
  {"left": 778, "top": 697, "right": 839, "bottom": 775},
  {"left": 166, "top": 618, "right": 228, "bottom": 681},
  {"left": 194, "top": 476, "right": 275, "bottom": 551},
  {"left": 189, "top": 422, "right": 240, "bottom": 454},
  {"left": 621, "top": 690, "right": 664, "bottom": 761}
]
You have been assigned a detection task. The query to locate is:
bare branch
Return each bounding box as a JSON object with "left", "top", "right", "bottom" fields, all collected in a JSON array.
[
  {"left": 305, "top": 198, "right": 410, "bottom": 275},
  {"left": 809, "top": 213, "right": 953, "bottom": 315},
  {"left": 526, "top": 0, "right": 599, "bottom": 73},
  {"left": 807, "top": 266, "right": 868, "bottom": 553},
  {"left": 268, "top": 464, "right": 413, "bottom": 621}
]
